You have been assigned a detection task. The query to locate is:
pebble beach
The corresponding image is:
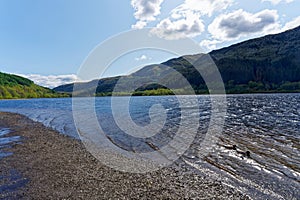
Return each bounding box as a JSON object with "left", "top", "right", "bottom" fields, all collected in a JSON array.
[{"left": 0, "top": 112, "right": 250, "bottom": 199}]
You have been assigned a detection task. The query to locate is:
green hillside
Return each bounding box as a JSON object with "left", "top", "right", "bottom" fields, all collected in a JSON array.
[
  {"left": 0, "top": 72, "right": 69, "bottom": 99},
  {"left": 54, "top": 26, "right": 300, "bottom": 96}
]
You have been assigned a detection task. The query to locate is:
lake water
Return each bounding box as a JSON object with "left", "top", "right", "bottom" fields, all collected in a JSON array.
[{"left": 0, "top": 94, "right": 299, "bottom": 199}]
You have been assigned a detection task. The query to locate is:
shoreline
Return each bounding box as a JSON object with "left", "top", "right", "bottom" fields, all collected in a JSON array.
[
  {"left": 0, "top": 112, "right": 250, "bottom": 199},
  {"left": 0, "top": 91, "right": 299, "bottom": 100}
]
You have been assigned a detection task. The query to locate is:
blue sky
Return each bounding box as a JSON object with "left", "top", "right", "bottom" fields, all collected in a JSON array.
[{"left": 0, "top": 0, "right": 300, "bottom": 88}]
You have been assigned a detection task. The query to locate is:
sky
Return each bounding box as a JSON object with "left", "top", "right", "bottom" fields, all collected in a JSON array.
[{"left": 0, "top": 0, "right": 300, "bottom": 88}]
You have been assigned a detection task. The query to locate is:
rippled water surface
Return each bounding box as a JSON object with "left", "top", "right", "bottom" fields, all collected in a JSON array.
[{"left": 0, "top": 94, "right": 299, "bottom": 199}]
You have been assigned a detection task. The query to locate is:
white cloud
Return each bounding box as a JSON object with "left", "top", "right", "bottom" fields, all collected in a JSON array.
[
  {"left": 131, "top": 0, "right": 164, "bottom": 29},
  {"left": 135, "top": 54, "right": 151, "bottom": 61},
  {"left": 151, "top": 11, "right": 205, "bottom": 40},
  {"left": 261, "top": 0, "right": 294, "bottom": 5},
  {"left": 151, "top": 0, "right": 233, "bottom": 40},
  {"left": 282, "top": 16, "right": 300, "bottom": 31},
  {"left": 173, "top": 0, "right": 234, "bottom": 17},
  {"left": 200, "top": 39, "right": 222, "bottom": 51},
  {"left": 132, "top": 21, "right": 147, "bottom": 29},
  {"left": 19, "top": 74, "right": 79, "bottom": 89},
  {"left": 200, "top": 9, "right": 281, "bottom": 51},
  {"left": 208, "top": 9, "right": 280, "bottom": 41}
]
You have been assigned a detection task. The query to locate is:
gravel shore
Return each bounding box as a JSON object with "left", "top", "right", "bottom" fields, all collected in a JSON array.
[{"left": 0, "top": 112, "right": 250, "bottom": 199}]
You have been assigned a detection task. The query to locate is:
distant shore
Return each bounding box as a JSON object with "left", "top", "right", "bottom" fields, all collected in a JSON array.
[
  {"left": 1, "top": 90, "right": 299, "bottom": 100},
  {"left": 0, "top": 112, "right": 249, "bottom": 199}
]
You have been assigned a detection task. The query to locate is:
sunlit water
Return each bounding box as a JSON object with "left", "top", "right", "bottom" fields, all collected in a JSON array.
[{"left": 0, "top": 94, "right": 299, "bottom": 199}]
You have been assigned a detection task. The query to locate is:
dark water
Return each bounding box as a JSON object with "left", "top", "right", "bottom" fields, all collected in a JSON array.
[
  {"left": 0, "top": 128, "right": 21, "bottom": 159},
  {"left": 0, "top": 94, "right": 299, "bottom": 199},
  {"left": 0, "top": 128, "right": 28, "bottom": 199}
]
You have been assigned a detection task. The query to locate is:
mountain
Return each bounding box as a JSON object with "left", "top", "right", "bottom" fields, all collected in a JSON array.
[
  {"left": 0, "top": 72, "right": 68, "bottom": 99},
  {"left": 54, "top": 26, "right": 300, "bottom": 95},
  {"left": 210, "top": 26, "right": 300, "bottom": 89}
]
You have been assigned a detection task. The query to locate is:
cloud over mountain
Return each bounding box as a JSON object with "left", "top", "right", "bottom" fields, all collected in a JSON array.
[
  {"left": 208, "top": 9, "right": 280, "bottom": 41},
  {"left": 130, "top": 0, "right": 300, "bottom": 52},
  {"left": 199, "top": 9, "right": 281, "bottom": 51},
  {"left": 19, "top": 74, "right": 79, "bottom": 89},
  {"left": 283, "top": 16, "right": 300, "bottom": 31},
  {"left": 151, "top": 0, "right": 233, "bottom": 40}
]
